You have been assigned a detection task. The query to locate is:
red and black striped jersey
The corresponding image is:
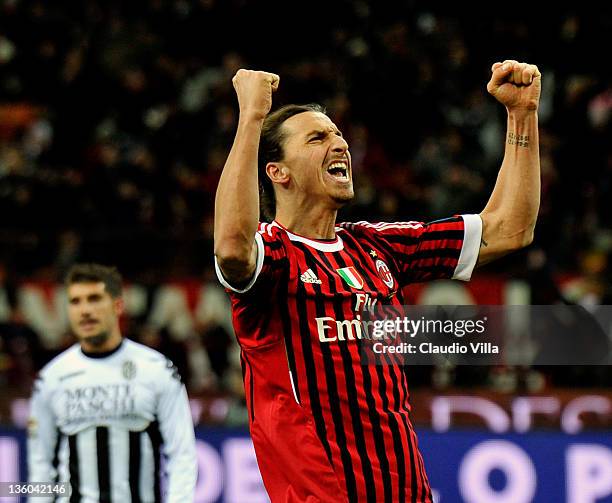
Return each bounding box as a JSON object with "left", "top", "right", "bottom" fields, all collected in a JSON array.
[{"left": 215, "top": 215, "right": 481, "bottom": 503}]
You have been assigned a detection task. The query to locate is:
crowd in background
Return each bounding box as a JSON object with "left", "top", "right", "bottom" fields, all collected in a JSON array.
[{"left": 1, "top": 1, "right": 611, "bottom": 423}]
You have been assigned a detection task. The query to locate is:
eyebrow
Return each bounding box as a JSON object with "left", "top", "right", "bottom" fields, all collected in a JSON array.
[
  {"left": 306, "top": 128, "right": 343, "bottom": 138},
  {"left": 69, "top": 292, "right": 103, "bottom": 301}
]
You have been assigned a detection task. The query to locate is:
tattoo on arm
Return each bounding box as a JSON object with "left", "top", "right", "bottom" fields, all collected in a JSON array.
[
  {"left": 481, "top": 238, "right": 488, "bottom": 248},
  {"left": 507, "top": 132, "right": 529, "bottom": 148}
]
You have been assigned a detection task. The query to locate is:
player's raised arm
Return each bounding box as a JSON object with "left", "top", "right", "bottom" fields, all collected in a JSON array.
[
  {"left": 214, "top": 69, "right": 279, "bottom": 285},
  {"left": 478, "top": 60, "right": 542, "bottom": 265}
]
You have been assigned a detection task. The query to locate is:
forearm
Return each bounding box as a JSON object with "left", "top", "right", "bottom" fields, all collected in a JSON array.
[
  {"left": 27, "top": 384, "right": 58, "bottom": 485},
  {"left": 479, "top": 111, "right": 540, "bottom": 261},
  {"left": 165, "top": 452, "right": 198, "bottom": 503},
  {"left": 27, "top": 447, "right": 55, "bottom": 482},
  {"left": 159, "top": 386, "right": 197, "bottom": 502},
  {"left": 214, "top": 116, "right": 263, "bottom": 269}
]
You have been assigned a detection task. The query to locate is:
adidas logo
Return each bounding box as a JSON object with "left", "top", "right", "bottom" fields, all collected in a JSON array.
[{"left": 300, "top": 268, "right": 322, "bottom": 284}]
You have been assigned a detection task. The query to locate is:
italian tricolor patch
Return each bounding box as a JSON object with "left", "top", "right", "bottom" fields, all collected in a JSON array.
[{"left": 336, "top": 267, "right": 364, "bottom": 290}]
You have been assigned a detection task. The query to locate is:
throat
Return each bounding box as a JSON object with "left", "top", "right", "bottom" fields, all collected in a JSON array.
[{"left": 275, "top": 207, "right": 338, "bottom": 240}]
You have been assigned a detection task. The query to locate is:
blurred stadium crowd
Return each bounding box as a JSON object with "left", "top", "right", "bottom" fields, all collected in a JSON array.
[{"left": 0, "top": 1, "right": 611, "bottom": 422}]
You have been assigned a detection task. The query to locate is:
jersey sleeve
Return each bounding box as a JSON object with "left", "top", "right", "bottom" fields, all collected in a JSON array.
[
  {"left": 342, "top": 214, "right": 482, "bottom": 285},
  {"left": 27, "top": 374, "right": 59, "bottom": 501},
  {"left": 214, "top": 222, "right": 289, "bottom": 294},
  {"left": 155, "top": 359, "right": 197, "bottom": 503}
]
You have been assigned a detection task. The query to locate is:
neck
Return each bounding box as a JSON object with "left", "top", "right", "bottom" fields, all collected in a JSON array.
[
  {"left": 80, "top": 328, "right": 123, "bottom": 353},
  {"left": 274, "top": 204, "right": 338, "bottom": 239},
  {"left": 81, "top": 340, "right": 124, "bottom": 358}
]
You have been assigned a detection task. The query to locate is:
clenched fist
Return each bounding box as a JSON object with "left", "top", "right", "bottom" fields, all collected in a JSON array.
[
  {"left": 232, "top": 69, "right": 280, "bottom": 121},
  {"left": 487, "top": 60, "right": 541, "bottom": 113}
]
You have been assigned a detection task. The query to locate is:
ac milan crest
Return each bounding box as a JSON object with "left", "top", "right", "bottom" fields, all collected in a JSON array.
[{"left": 376, "top": 259, "right": 394, "bottom": 288}]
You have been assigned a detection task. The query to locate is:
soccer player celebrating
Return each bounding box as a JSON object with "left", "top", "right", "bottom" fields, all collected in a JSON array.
[
  {"left": 27, "top": 264, "right": 197, "bottom": 502},
  {"left": 214, "top": 60, "right": 541, "bottom": 502}
]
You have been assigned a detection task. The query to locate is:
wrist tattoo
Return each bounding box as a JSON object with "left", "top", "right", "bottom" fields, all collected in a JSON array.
[
  {"left": 508, "top": 132, "right": 529, "bottom": 148},
  {"left": 481, "top": 238, "right": 488, "bottom": 247}
]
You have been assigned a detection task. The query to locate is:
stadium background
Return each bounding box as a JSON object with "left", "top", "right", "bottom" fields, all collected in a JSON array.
[{"left": 0, "top": 1, "right": 611, "bottom": 502}]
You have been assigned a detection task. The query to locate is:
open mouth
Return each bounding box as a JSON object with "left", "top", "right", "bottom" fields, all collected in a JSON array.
[{"left": 326, "top": 161, "right": 350, "bottom": 182}]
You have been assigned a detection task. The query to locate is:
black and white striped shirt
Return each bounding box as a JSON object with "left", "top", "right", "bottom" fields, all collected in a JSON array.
[{"left": 27, "top": 339, "right": 197, "bottom": 502}]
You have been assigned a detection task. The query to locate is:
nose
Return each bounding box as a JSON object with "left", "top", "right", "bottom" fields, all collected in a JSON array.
[
  {"left": 332, "top": 135, "right": 349, "bottom": 154},
  {"left": 78, "top": 303, "right": 93, "bottom": 317}
]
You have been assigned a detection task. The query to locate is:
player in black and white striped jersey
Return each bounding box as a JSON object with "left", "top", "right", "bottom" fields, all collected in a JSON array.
[{"left": 27, "top": 263, "right": 196, "bottom": 503}]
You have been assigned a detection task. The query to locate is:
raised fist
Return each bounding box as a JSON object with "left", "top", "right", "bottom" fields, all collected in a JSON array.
[
  {"left": 232, "top": 69, "right": 280, "bottom": 121},
  {"left": 487, "top": 60, "right": 541, "bottom": 113}
]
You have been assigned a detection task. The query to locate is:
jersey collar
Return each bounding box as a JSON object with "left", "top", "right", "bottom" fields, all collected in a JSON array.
[
  {"left": 80, "top": 339, "right": 125, "bottom": 359},
  {"left": 271, "top": 221, "right": 344, "bottom": 252}
]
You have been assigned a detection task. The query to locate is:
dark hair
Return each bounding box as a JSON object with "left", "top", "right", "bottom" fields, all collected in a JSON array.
[
  {"left": 258, "top": 103, "right": 326, "bottom": 221},
  {"left": 65, "top": 263, "right": 123, "bottom": 298}
]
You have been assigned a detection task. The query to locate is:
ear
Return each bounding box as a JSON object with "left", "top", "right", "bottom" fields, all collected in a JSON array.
[
  {"left": 113, "top": 297, "right": 125, "bottom": 317},
  {"left": 266, "top": 162, "right": 290, "bottom": 184}
]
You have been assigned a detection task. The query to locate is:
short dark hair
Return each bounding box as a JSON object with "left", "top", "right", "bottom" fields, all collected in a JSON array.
[
  {"left": 258, "top": 103, "right": 326, "bottom": 221},
  {"left": 65, "top": 263, "right": 123, "bottom": 298}
]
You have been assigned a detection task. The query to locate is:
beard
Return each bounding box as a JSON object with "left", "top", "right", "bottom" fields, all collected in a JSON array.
[
  {"left": 332, "top": 190, "right": 354, "bottom": 205},
  {"left": 83, "top": 331, "right": 110, "bottom": 348}
]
